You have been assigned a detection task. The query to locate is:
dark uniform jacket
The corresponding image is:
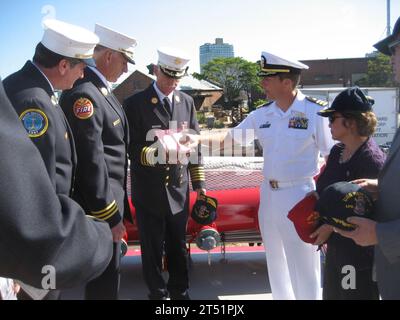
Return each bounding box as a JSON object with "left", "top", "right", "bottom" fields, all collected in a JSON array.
[
  {"left": 123, "top": 84, "right": 205, "bottom": 215},
  {"left": 375, "top": 128, "right": 400, "bottom": 299},
  {"left": 3, "top": 61, "right": 76, "bottom": 197},
  {"left": 0, "top": 79, "right": 112, "bottom": 289},
  {"left": 60, "top": 67, "right": 132, "bottom": 227}
]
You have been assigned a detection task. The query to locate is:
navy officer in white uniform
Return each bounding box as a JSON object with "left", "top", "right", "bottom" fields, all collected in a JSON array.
[{"left": 230, "top": 52, "right": 334, "bottom": 299}]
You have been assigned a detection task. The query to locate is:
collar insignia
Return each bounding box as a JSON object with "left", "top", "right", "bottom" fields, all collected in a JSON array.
[
  {"left": 101, "top": 87, "right": 109, "bottom": 96},
  {"left": 51, "top": 95, "right": 58, "bottom": 106}
]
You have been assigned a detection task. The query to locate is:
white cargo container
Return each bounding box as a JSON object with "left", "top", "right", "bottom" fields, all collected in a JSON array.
[{"left": 302, "top": 87, "right": 400, "bottom": 146}]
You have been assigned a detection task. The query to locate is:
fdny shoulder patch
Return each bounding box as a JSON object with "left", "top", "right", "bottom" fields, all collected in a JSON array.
[
  {"left": 73, "top": 98, "right": 94, "bottom": 120},
  {"left": 306, "top": 96, "right": 328, "bottom": 107},
  {"left": 19, "top": 109, "right": 49, "bottom": 138}
]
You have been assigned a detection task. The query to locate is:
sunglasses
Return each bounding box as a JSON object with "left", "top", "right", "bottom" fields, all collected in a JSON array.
[
  {"left": 328, "top": 115, "right": 344, "bottom": 123},
  {"left": 389, "top": 39, "right": 400, "bottom": 55}
]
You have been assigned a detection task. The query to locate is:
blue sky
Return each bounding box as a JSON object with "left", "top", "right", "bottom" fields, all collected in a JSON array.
[{"left": 1, "top": 0, "right": 399, "bottom": 79}]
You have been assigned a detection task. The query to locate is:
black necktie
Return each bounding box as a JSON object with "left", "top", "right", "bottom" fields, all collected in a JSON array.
[{"left": 163, "top": 97, "right": 173, "bottom": 117}]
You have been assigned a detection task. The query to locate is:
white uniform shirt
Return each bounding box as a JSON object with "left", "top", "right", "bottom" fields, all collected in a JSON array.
[
  {"left": 89, "top": 66, "right": 111, "bottom": 90},
  {"left": 232, "top": 91, "right": 334, "bottom": 181},
  {"left": 153, "top": 81, "right": 174, "bottom": 105}
]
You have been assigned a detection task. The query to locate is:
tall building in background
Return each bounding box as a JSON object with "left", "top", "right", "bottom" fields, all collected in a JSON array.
[{"left": 199, "top": 38, "right": 234, "bottom": 72}]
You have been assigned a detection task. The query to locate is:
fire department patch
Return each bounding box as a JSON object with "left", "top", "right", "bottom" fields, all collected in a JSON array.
[
  {"left": 73, "top": 98, "right": 94, "bottom": 120},
  {"left": 19, "top": 109, "right": 49, "bottom": 138}
]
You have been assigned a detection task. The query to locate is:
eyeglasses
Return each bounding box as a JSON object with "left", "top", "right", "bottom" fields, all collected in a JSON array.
[
  {"left": 388, "top": 39, "right": 400, "bottom": 55},
  {"left": 328, "top": 115, "right": 344, "bottom": 123}
]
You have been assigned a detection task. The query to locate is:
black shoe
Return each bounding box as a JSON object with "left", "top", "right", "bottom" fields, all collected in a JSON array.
[{"left": 169, "top": 291, "right": 191, "bottom": 300}]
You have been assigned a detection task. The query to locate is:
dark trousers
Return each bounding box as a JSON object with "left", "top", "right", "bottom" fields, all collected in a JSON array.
[
  {"left": 18, "top": 289, "right": 61, "bottom": 300},
  {"left": 135, "top": 204, "right": 189, "bottom": 299},
  {"left": 323, "top": 244, "right": 379, "bottom": 300},
  {"left": 85, "top": 242, "right": 121, "bottom": 300}
]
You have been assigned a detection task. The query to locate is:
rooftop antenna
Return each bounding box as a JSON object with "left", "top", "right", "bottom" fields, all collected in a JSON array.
[{"left": 387, "top": 0, "right": 391, "bottom": 36}]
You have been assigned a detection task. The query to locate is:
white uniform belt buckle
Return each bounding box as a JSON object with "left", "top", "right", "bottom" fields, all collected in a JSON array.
[{"left": 269, "top": 178, "right": 312, "bottom": 190}]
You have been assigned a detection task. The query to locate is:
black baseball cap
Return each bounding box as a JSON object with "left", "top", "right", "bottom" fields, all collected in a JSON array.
[
  {"left": 374, "top": 16, "right": 400, "bottom": 56},
  {"left": 191, "top": 194, "right": 218, "bottom": 225},
  {"left": 315, "top": 181, "right": 374, "bottom": 231},
  {"left": 317, "top": 87, "right": 374, "bottom": 117}
]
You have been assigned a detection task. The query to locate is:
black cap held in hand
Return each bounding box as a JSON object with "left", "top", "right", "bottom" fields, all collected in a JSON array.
[
  {"left": 191, "top": 194, "right": 218, "bottom": 225},
  {"left": 315, "top": 181, "right": 374, "bottom": 231},
  {"left": 317, "top": 87, "right": 374, "bottom": 117}
]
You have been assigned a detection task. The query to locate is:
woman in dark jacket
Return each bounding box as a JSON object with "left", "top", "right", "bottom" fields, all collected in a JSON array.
[{"left": 310, "top": 87, "right": 386, "bottom": 300}]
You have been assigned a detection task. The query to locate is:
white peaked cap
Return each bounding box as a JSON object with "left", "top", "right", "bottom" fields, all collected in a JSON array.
[
  {"left": 157, "top": 47, "right": 190, "bottom": 78},
  {"left": 95, "top": 24, "right": 137, "bottom": 64},
  {"left": 259, "top": 51, "right": 309, "bottom": 77},
  {"left": 41, "top": 19, "right": 99, "bottom": 64}
]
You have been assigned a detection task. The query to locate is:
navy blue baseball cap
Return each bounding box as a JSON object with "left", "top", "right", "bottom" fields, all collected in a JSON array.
[
  {"left": 374, "top": 16, "right": 400, "bottom": 56},
  {"left": 315, "top": 181, "right": 374, "bottom": 231},
  {"left": 191, "top": 194, "right": 218, "bottom": 225},
  {"left": 317, "top": 87, "right": 374, "bottom": 117}
]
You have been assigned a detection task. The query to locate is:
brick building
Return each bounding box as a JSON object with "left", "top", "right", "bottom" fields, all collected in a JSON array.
[{"left": 299, "top": 57, "right": 371, "bottom": 88}]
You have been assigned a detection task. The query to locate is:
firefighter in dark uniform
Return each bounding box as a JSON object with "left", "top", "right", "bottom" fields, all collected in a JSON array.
[
  {"left": 124, "top": 47, "right": 206, "bottom": 300},
  {"left": 0, "top": 78, "right": 113, "bottom": 292},
  {"left": 2, "top": 19, "right": 106, "bottom": 299},
  {"left": 60, "top": 24, "right": 136, "bottom": 300}
]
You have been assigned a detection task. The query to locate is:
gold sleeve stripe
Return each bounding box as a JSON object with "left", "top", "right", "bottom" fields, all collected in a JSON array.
[
  {"left": 190, "top": 174, "right": 205, "bottom": 178},
  {"left": 95, "top": 203, "right": 118, "bottom": 219},
  {"left": 99, "top": 205, "right": 119, "bottom": 221},
  {"left": 190, "top": 174, "right": 206, "bottom": 181},
  {"left": 91, "top": 200, "right": 116, "bottom": 215},
  {"left": 189, "top": 166, "right": 205, "bottom": 172},
  {"left": 190, "top": 171, "right": 205, "bottom": 176},
  {"left": 190, "top": 169, "right": 205, "bottom": 174},
  {"left": 191, "top": 174, "right": 205, "bottom": 178},
  {"left": 141, "top": 147, "right": 157, "bottom": 166},
  {"left": 141, "top": 147, "right": 147, "bottom": 165}
]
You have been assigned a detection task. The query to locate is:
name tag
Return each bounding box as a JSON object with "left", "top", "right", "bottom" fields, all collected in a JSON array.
[
  {"left": 113, "top": 119, "right": 121, "bottom": 126},
  {"left": 259, "top": 121, "right": 271, "bottom": 129}
]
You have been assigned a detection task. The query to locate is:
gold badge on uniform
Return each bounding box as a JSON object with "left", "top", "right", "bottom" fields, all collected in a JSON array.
[
  {"left": 65, "top": 132, "right": 69, "bottom": 140},
  {"left": 101, "top": 88, "right": 109, "bottom": 96},
  {"left": 175, "top": 95, "right": 180, "bottom": 103},
  {"left": 151, "top": 97, "right": 158, "bottom": 104},
  {"left": 73, "top": 98, "right": 94, "bottom": 120}
]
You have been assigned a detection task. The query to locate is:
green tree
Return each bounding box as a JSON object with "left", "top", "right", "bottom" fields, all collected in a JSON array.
[
  {"left": 196, "top": 57, "right": 263, "bottom": 109},
  {"left": 356, "top": 53, "right": 397, "bottom": 87}
]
